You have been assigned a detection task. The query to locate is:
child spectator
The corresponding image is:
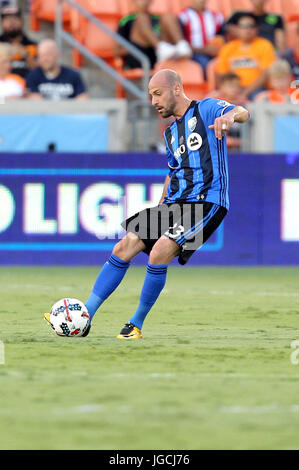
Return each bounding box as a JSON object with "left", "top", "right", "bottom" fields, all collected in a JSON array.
[
  {"left": 207, "top": 73, "right": 248, "bottom": 105},
  {"left": 216, "top": 12, "right": 276, "bottom": 100},
  {"left": 26, "top": 39, "right": 88, "bottom": 100},
  {"left": 0, "top": 5, "right": 37, "bottom": 78},
  {"left": 254, "top": 59, "right": 296, "bottom": 103},
  {"left": 0, "top": 42, "right": 25, "bottom": 99},
  {"left": 178, "top": 0, "right": 224, "bottom": 75},
  {"left": 115, "top": 0, "right": 192, "bottom": 70},
  {"left": 207, "top": 73, "right": 248, "bottom": 150}
]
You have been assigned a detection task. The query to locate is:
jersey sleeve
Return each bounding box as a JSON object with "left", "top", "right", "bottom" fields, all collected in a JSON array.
[
  {"left": 199, "top": 98, "right": 235, "bottom": 125},
  {"left": 163, "top": 130, "right": 179, "bottom": 176}
]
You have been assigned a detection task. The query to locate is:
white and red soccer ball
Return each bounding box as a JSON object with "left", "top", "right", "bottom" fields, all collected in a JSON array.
[{"left": 47, "top": 298, "right": 90, "bottom": 337}]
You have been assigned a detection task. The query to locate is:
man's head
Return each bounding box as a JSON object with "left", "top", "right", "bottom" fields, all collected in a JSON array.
[
  {"left": 190, "top": 0, "right": 206, "bottom": 12},
  {"left": 250, "top": 0, "right": 267, "bottom": 11},
  {"left": 218, "top": 73, "right": 242, "bottom": 101},
  {"left": 1, "top": 5, "right": 23, "bottom": 39},
  {"left": 0, "top": 42, "right": 12, "bottom": 77},
  {"left": 268, "top": 60, "right": 292, "bottom": 93},
  {"left": 149, "top": 69, "right": 184, "bottom": 118},
  {"left": 236, "top": 13, "right": 258, "bottom": 43},
  {"left": 38, "top": 39, "right": 60, "bottom": 73}
]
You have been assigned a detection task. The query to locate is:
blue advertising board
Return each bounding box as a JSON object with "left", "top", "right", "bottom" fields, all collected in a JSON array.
[{"left": 0, "top": 152, "right": 298, "bottom": 265}]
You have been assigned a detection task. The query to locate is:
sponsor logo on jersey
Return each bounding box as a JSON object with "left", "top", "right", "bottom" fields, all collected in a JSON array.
[{"left": 187, "top": 132, "right": 202, "bottom": 151}]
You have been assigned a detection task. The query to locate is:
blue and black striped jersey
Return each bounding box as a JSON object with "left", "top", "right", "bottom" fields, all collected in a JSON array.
[{"left": 163, "top": 98, "right": 235, "bottom": 210}]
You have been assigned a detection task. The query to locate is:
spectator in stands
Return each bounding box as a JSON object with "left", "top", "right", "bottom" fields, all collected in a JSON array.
[
  {"left": 207, "top": 73, "right": 248, "bottom": 105},
  {"left": 282, "top": 23, "right": 299, "bottom": 81},
  {"left": 225, "top": 0, "right": 285, "bottom": 53},
  {"left": 0, "top": 5, "right": 37, "bottom": 78},
  {"left": 216, "top": 12, "right": 276, "bottom": 100},
  {"left": 115, "top": 0, "right": 192, "bottom": 70},
  {"left": 26, "top": 39, "right": 88, "bottom": 100},
  {"left": 0, "top": 42, "right": 25, "bottom": 99},
  {"left": 254, "top": 59, "right": 296, "bottom": 103},
  {"left": 206, "top": 73, "right": 248, "bottom": 151},
  {"left": 178, "top": 0, "right": 225, "bottom": 75}
]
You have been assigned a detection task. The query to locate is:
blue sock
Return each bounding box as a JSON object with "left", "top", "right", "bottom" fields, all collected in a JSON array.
[
  {"left": 129, "top": 264, "right": 168, "bottom": 330},
  {"left": 85, "top": 254, "right": 130, "bottom": 320}
]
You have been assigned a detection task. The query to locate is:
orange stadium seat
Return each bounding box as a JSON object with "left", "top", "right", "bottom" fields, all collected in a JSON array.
[
  {"left": 229, "top": 0, "right": 283, "bottom": 14},
  {"left": 286, "top": 21, "right": 299, "bottom": 48},
  {"left": 121, "top": 0, "right": 172, "bottom": 16},
  {"left": 71, "top": 0, "right": 122, "bottom": 67},
  {"left": 283, "top": 0, "right": 299, "bottom": 22},
  {"left": 30, "top": 0, "right": 71, "bottom": 31},
  {"left": 153, "top": 58, "right": 208, "bottom": 99}
]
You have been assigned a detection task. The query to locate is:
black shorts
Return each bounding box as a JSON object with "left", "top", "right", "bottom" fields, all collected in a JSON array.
[{"left": 121, "top": 202, "right": 228, "bottom": 265}]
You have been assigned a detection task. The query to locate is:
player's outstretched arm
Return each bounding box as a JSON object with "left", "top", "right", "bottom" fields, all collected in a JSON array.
[{"left": 209, "top": 106, "right": 249, "bottom": 140}]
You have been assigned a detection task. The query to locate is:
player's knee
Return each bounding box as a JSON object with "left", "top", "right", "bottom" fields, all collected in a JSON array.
[
  {"left": 149, "top": 238, "right": 180, "bottom": 265},
  {"left": 112, "top": 233, "right": 143, "bottom": 261},
  {"left": 112, "top": 239, "right": 128, "bottom": 260}
]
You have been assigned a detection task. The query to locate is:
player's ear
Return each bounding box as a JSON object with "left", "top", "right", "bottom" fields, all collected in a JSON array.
[{"left": 174, "top": 84, "right": 180, "bottom": 96}]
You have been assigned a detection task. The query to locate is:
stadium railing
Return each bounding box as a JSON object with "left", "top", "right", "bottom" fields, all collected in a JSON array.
[{"left": 55, "top": 0, "right": 151, "bottom": 102}]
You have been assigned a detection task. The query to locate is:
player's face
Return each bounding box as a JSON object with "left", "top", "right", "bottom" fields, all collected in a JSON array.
[{"left": 149, "top": 85, "right": 176, "bottom": 118}]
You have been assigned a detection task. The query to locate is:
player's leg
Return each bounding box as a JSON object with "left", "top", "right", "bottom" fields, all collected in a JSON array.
[
  {"left": 85, "top": 232, "right": 146, "bottom": 322},
  {"left": 117, "top": 236, "right": 179, "bottom": 339}
]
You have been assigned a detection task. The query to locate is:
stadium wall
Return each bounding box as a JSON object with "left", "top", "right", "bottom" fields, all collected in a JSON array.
[{"left": 0, "top": 152, "right": 298, "bottom": 266}]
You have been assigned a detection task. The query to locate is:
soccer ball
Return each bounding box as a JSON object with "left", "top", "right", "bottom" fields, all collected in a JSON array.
[{"left": 47, "top": 298, "right": 90, "bottom": 337}]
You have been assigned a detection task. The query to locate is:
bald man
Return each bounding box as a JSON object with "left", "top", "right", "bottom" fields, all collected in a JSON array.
[
  {"left": 45, "top": 69, "right": 249, "bottom": 339},
  {"left": 26, "top": 39, "right": 88, "bottom": 100}
]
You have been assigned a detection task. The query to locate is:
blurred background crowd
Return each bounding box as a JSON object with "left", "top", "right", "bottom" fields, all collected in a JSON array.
[{"left": 0, "top": 0, "right": 298, "bottom": 151}]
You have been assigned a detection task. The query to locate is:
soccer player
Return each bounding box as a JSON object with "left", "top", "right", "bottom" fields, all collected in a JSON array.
[{"left": 45, "top": 69, "right": 249, "bottom": 339}]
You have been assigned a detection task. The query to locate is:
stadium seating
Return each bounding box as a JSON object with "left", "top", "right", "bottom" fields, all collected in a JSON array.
[
  {"left": 283, "top": 0, "right": 299, "bottom": 22},
  {"left": 286, "top": 21, "right": 299, "bottom": 48},
  {"left": 71, "top": 0, "right": 122, "bottom": 67},
  {"left": 30, "top": 0, "right": 71, "bottom": 31},
  {"left": 121, "top": 0, "right": 173, "bottom": 16},
  {"left": 153, "top": 58, "right": 208, "bottom": 99}
]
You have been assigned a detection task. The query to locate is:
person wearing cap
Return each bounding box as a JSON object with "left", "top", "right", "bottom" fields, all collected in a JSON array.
[
  {"left": 0, "top": 5, "right": 37, "bottom": 78},
  {"left": 216, "top": 12, "right": 276, "bottom": 100}
]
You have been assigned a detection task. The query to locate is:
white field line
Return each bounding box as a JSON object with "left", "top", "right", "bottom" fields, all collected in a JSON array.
[
  {"left": 2, "top": 403, "right": 299, "bottom": 417},
  {"left": 2, "top": 370, "right": 299, "bottom": 380}
]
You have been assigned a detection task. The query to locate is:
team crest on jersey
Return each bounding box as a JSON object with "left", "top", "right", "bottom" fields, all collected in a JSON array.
[
  {"left": 187, "top": 132, "right": 202, "bottom": 151},
  {"left": 217, "top": 100, "right": 232, "bottom": 108},
  {"left": 188, "top": 117, "right": 197, "bottom": 132}
]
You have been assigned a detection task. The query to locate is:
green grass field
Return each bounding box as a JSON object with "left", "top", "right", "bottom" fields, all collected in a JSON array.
[{"left": 1, "top": 266, "right": 299, "bottom": 450}]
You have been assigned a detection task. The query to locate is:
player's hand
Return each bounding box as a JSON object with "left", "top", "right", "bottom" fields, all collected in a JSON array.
[{"left": 208, "top": 115, "right": 234, "bottom": 140}]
